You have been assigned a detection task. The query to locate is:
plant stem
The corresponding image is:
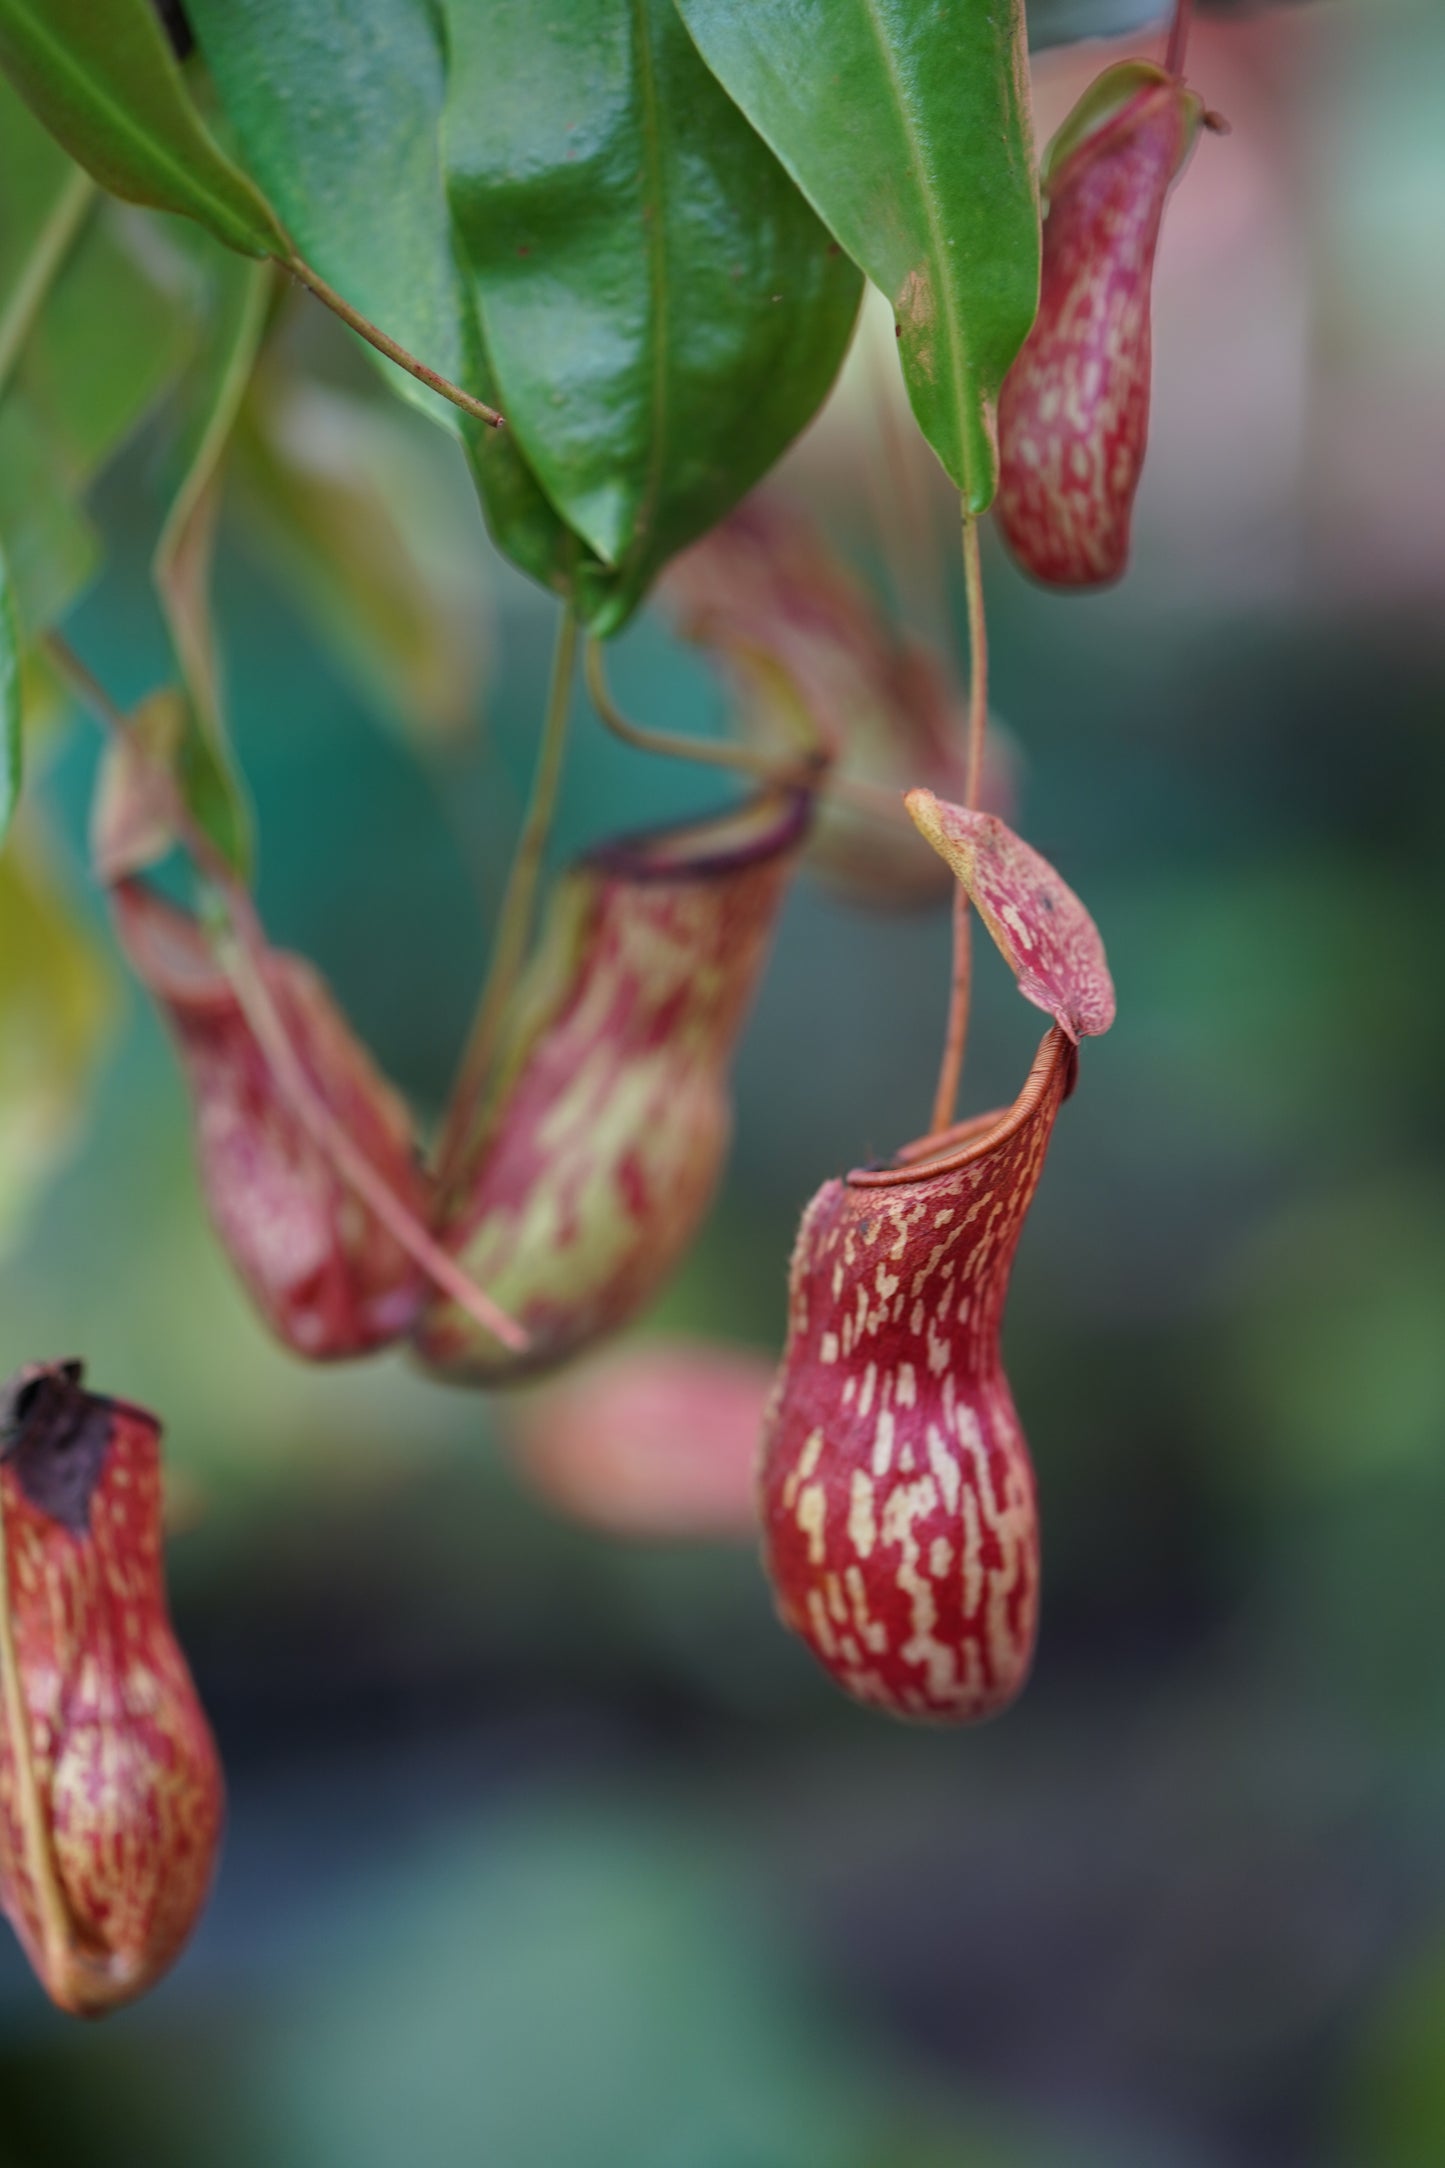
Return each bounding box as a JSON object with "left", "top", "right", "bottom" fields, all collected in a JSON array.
[
  {"left": 44, "top": 633, "right": 528, "bottom": 1354},
  {"left": 218, "top": 929, "right": 528, "bottom": 1350},
  {"left": 435, "top": 607, "right": 579, "bottom": 1183},
  {"left": 961, "top": 514, "right": 989, "bottom": 811},
  {"left": 0, "top": 168, "right": 94, "bottom": 402},
  {"left": 0, "top": 1476, "right": 76, "bottom": 1989},
  {"left": 588, "top": 641, "right": 931, "bottom": 834},
  {"left": 285, "top": 254, "right": 503, "bottom": 432},
  {"left": 1165, "top": 0, "right": 1194, "bottom": 77},
  {"left": 931, "top": 890, "right": 973, "bottom": 1135},
  {"left": 585, "top": 636, "right": 828, "bottom": 795},
  {"left": 929, "top": 511, "right": 990, "bottom": 1135}
]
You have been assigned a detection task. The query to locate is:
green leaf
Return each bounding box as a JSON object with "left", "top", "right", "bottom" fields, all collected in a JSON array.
[
  {"left": 185, "top": 0, "right": 583, "bottom": 600},
  {"left": 19, "top": 203, "right": 201, "bottom": 487},
  {"left": 153, "top": 249, "right": 270, "bottom": 874},
  {"left": 0, "top": 0, "right": 288, "bottom": 257},
  {"left": 0, "top": 203, "right": 200, "bottom": 650},
  {"left": 0, "top": 75, "right": 100, "bottom": 647},
  {"left": 441, "top": 0, "right": 863, "bottom": 635},
  {"left": 187, "top": 0, "right": 470, "bottom": 419},
  {"left": 0, "top": 536, "right": 19, "bottom": 846},
  {"left": 0, "top": 71, "right": 94, "bottom": 397},
  {"left": 0, "top": 390, "right": 100, "bottom": 631},
  {"left": 674, "top": 0, "right": 1040, "bottom": 513},
  {"left": 229, "top": 374, "right": 491, "bottom": 745},
  {"left": 0, "top": 67, "right": 73, "bottom": 259}
]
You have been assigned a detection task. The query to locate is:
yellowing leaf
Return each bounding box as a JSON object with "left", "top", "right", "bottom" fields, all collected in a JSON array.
[
  {"left": 0, "top": 535, "right": 19, "bottom": 844},
  {"left": 0, "top": 828, "right": 115, "bottom": 1256}
]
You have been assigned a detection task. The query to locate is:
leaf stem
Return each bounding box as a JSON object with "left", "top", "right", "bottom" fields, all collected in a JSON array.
[
  {"left": 0, "top": 1474, "right": 77, "bottom": 1992},
  {"left": 435, "top": 607, "right": 579, "bottom": 1183},
  {"left": 929, "top": 511, "right": 989, "bottom": 1135},
  {"left": 285, "top": 254, "right": 503, "bottom": 432},
  {"left": 1165, "top": 0, "right": 1194, "bottom": 78},
  {"left": 44, "top": 633, "right": 527, "bottom": 1353},
  {"left": 584, "top": 636, "right": 828, "bottom": 794},
  {"left": 0, "top": 167, "right": 94, "bottom": 402}
]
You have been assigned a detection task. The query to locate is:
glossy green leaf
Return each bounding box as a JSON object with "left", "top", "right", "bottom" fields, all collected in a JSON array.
[
  {"left": 675, "top": 0, "right": 1040, "bottom": 513},
  {"left": 230, "top": 374, "right": 491, "bottom": 745},
  {"left": 153, "top": 249, "right": 270, "bottom": 874},
  {"left": 0, "top": 0, "right": 287, "bottom": 257},
  {"left": 0, "top": 827, "right": 115, "bottom": 1258},
  {"left": 442, "top": 0, "right": 863, "bottom": 636},
  {"left": 186, "top": 0, "right": 582, "bottom": 600},
  {"left": 187, "top": 0, "right": 469, "bottom": 417},
  {"left": 0, "top": 537, "right": 19, "bottom": 846},
  {"left": 0, "top": 72, "right": 94, "bottom": 397}
]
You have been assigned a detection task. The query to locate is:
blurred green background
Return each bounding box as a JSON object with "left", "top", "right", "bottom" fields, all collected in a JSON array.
[{"left": 3, "top": 3, "right": 1445, "bottom": 2163}]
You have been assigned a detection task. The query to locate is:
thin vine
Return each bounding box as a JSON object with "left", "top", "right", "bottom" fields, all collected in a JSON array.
[
  {"left": 929, "top": 510, "right": 990, "bottom": 1135},
  {"left": 285, "top": 254, "right": 504, "bottom": 432},
  {"left": 435, "top": 606, "right": 579, "bottom": 1183}
]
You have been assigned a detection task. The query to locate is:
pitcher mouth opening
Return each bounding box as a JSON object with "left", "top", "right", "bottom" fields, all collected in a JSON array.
[
  {"left": 582, "top": 786, "right": 811, "bottom": 885},
  {"left": 847, "top": 1026, "right": 1076, "bottom": 1191}
]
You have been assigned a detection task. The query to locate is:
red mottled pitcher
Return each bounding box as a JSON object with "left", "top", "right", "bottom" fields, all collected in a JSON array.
[
  {"left": 415, "top": 791, "right": 807, "bottom": 1384},
  {"left": 995, "top": 62, "right": 1205, "bottom": 587},
  {"left": 0, "top": 1362, "right": 223, "bottom": 2016},
  {"left": 112, "top": 882, "right": 428, "bottom": 1359},
  {"left": 666, "top": 498, "right": 1011, "bottom": 906},
  {"left": 759, "top": 795, "right": 1114, "bottom": 1720},
  {"left": 513, "top": 1339, "right": 775, "bottom": 1539}
]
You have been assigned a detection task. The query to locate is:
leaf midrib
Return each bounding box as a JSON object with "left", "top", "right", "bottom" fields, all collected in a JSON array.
[
  {"left": 857, "top": 0, "right": 973, "bottom": 500},
  {"left": 625, "top": 0, "right": 670, "bottom": 582}
]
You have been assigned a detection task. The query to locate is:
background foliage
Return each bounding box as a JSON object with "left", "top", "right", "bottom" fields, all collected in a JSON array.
[{"left": 1, "top": 0, "right": 1443, "bottom": 2163}]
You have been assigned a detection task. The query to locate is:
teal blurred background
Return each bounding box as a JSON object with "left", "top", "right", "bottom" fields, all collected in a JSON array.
[{"left": 3, "top": 3, "right": 1445, "bottom": 2162}]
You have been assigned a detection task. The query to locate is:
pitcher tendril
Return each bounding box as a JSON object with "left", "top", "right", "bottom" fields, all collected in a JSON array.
[
  {"left": 930, "top": 512, "right": 990, "bottom": 1136},
  {"left": 284, "top": 254, "right": 504, "bottom": 432},
  {"left": 436, "top": 607, "right": 580, "bottom": 1184},
  {"left": 584, "top": 636, "right": 829, "bottom": 796},
  {"left": 216, "top": 928, "right": 527, "bottom": 1353},
  {"left": 1165, "top": 0, "right": 1194, "bottom": 77}
]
